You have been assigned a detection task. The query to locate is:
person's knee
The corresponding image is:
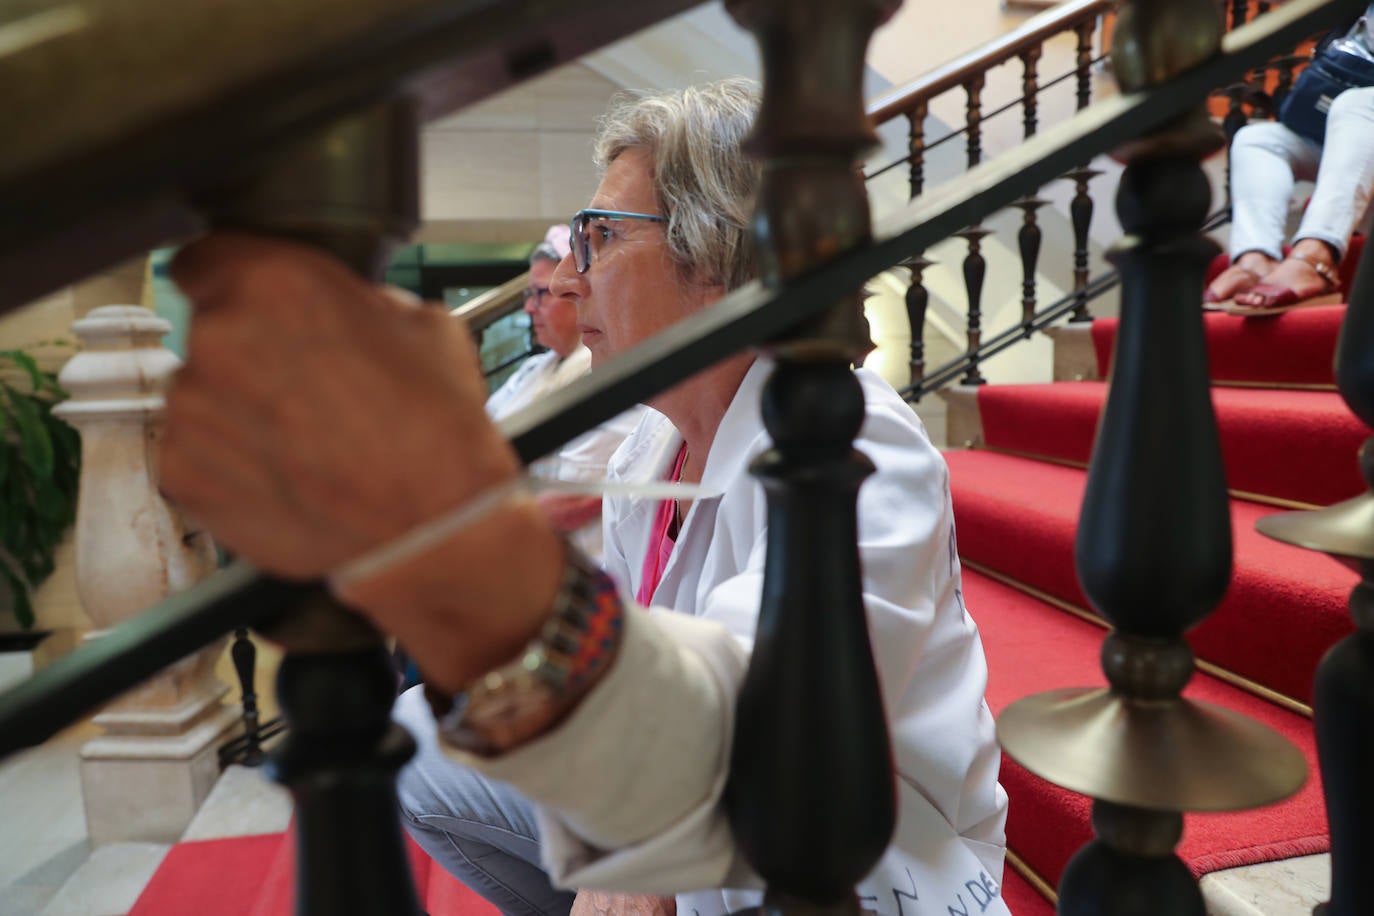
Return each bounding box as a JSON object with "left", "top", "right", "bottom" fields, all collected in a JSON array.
[
  {"left": 1231, "top": 120, "right": 1299, "bottom": 158},
  {"left": 1327, "top": 86, "right": 1374, "bottom": 126}
]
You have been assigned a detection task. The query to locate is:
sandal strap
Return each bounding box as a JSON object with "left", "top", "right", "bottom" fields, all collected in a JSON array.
[{"left": 1287, "top": 251, "right": 1340, "bottom": 290}]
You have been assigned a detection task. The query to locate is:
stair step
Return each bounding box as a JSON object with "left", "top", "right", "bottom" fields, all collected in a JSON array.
[
  {"left": 965, "top": 567, "right": 1327, "bottom": 889},
  {"left": 976, "top": 381, "right": 1367, "bottom": 508},
  {"left": 948, "top": 449, "right": 1356, "bottom": 705},
  {"left": 1091, "top": 306, "right": 1347, "bottom": 389}
]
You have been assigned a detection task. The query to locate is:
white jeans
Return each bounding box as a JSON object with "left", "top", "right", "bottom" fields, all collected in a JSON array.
[{"left": 1228, "top": 85, "right": 1374, "bottom": 262}]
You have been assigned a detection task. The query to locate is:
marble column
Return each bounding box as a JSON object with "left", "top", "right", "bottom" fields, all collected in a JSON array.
[{"left": 54, "top": 305, "right": 233, "bottom": 845}]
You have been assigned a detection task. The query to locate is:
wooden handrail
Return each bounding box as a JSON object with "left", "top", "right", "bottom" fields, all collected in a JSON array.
[
  {"left": 449, "top": 269, "right": 529, "bottom": 333},
  {"left": 867, "top": 0, "right": 1116, "bottom": 124}
]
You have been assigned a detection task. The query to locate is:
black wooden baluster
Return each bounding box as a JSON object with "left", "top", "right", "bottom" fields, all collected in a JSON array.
[
  {"left": 902, "top": 253, "right": 932, "bottom": 397},
  {"left": 958, "top": 227, "right": 990, "bottom": 385},
  {"left": 1256, "top": 213, "right": 1374, "bottom": 916},
  {"left": 1021, "top": 45, "right": 1041, "bottom": 140},
  {"left": 1066, "top": 21, "right": 1100, "bottom": 323},
  {"left": 1013, "top": 199, "right": 1045, "bottom": 335},
  {"left": 1075, "top": 20, "right": 1095, "bottom": 112},
  {"left": 1230, "top": 0, "right": 1249, "bottom": 30},
  {"left": 200, "top": 99, "right": 424, "bottom": 916},
  {"left": 965, "top": 73, "right": 984, "bottom": 170},
  {"left": 960, "top": 75, "right": 989, "bottom": 383},
  {"left": 723, "top": 1, "right": 900, "bottom": 912},
  {"left": 908, "top": 100, "right": 928, "bottom": 200},
  {"left": 1257, "top": 0, "right": 1271, "bottom": 14},
  {"left": 220, "top": 628, "right": 267, "bottom": 766},
  {"left": 1065, "top": 165, "right": 1102, "bottom": 322},
  {"left": 1015, "top": 45, "right": 1046, "bottom": 336},
  {"left": 904, "top": 102, "right": 931, "bottom": 397},
  {"left": 1272, "top": 54, "right": 1304, "bottom": 112},
  {"left": 999, "top": 3, "right": 1306, "bottom": 911}
]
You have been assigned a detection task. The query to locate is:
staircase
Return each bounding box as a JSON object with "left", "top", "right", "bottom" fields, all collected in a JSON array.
[{"left": 945, "top": 264, "right": 1366, "bottom": 910}]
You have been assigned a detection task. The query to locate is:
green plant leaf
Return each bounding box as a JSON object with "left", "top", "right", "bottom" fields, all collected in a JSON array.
[
  {"left": 0, "top": 563, "right": 35, "bottom": 630},
  {"left": 1, "top": 349, "right": 45, "bottom": 392},
  {"left": 9, "top": 391, "right": 54, "bottom": 479}
]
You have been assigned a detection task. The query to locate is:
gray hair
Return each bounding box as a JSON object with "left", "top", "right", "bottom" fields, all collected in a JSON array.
[{"left": 593, "top": 78, "right": 761, "bottom": 291}]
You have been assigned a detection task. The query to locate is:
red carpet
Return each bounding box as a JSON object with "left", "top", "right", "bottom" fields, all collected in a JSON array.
[
  {"left": 976, "top": 381, "right": 1368, "bottom": 507},
  {"left": 128, "top": 825, "right": 1051, "bottom": 916},
  {"left": 1091, "top": 306, "right": 1347, "bottom": 388},
  {"left": 967, "top": 569, "right": 1329, "bottom": 887},
  {"left": 129, "top": 828, "right": 498, "bottom": 916},
  {"left": 1089, "top": 240, "right": 1362, "bottom": 387},
  {"left": 948, "top": 449, "right": 1356, "bottom": 704}
]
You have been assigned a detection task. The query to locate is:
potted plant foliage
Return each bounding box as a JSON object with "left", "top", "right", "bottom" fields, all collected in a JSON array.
[{"left": 0, "top": 347, "right": 80, "bottom": 638}]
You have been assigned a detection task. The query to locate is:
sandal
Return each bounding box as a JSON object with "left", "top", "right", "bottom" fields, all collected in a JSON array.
[
  {"left": 1202, "top": 264, "right": 1263, "bottom": 310},
  {"left": 1222, "top": 251, "right": 1343, "bottom": 317}
]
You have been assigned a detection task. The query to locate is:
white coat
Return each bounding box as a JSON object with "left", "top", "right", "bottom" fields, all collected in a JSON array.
[
  {"left": 462, "top": 358, "right": 1009, "bottom": 916},
  {"left": 485, "top": 345, "right": 642, "bottom": 559}
]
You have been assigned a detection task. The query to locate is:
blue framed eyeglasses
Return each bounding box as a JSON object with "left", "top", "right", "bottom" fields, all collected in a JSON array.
[{"left": 569, "top": 208, "right": 668, "bottom": 274}]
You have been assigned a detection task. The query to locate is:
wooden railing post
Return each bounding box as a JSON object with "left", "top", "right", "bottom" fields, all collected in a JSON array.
[
  {"left": 1256, "top": 203, "right": 1374, "bottom": 916},
  {"left": 998, "top": 1, "right": 1308, "bottom": 911},
  {"left": 723, "top": 0, "right": 900, "bottom": 911},
  {"left": 196, "top": 98, "right": 425, "bottom": 916}
]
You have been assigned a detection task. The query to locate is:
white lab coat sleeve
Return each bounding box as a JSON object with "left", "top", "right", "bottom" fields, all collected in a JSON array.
[{"left": 439, "top": 606, "right": 756, "bottom": 894}]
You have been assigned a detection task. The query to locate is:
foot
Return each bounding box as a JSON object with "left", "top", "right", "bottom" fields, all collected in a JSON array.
[
  {"left": 1233, "top": 242, "right": 1338, "bottom": 309},
  {"left": 1203, "top": 252, "right": 1276, "bottom": 303}
]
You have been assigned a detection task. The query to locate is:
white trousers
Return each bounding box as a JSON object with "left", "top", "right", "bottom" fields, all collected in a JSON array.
[{"left": 1228, "top": 85, "right": 1374, "bottom": 262}]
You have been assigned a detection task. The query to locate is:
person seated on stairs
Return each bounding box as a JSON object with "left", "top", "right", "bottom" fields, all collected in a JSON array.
[
  {"left": 1204, "top": 6, "right": 1374, "bottom": 314},
  {"left": 487, "top": 225, "right": 644, "bottom": 563},
  {"left": 157, "top": 78, "right": 1009, "bottom": 916}
]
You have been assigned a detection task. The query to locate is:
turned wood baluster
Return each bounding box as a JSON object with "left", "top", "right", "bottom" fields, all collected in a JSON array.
[
  {"left": 1014, "top": 200, "right": 1045, "bottom": 334},
  {"left": 1273, "top": 54, "right": 1304, "bottom": 112},
  {"left": 904, "top": 103, "right": 932, "bottom": 397},
  {"left": 1256, "top": 215, "right": 1374, "bottom": 916},
  {"left": 197, "top": 99, "right": 424, "bottom": 916},
  {"left": 1075, "top": 20, "right": 1095, "bottom": 111},
  {"left": 1016, "top": 45, "right": 1047, "bottom": 335},
  {"left": 228, "top": 628, "right": 266, "bottom": 765},
  {"left": 958, "top": 227, "right": 990, "bottom": 385},
  {"left": 723, "top": 1, "right": 901, "bottom": 912},
  {"left": 1066, "top": 165, "right": 1102, "bottom": 322},
  {"left": 961, "top": 76, "right": 989, "bottom": 384},
  {"left": 1067, "top": 21, "right": 1100, "bottom": 322},
  {"left": 999, "top": 3, "right": 1307, "bottom": 911},
  {"left": 903, "top": 253, "right": 932, "bottom": 397},
  {"left": 908, "top": 99, "right": 928, "bottom": 200},
  {"left": 1229, "top": 0, "right": 1249, "bottom": 30}
]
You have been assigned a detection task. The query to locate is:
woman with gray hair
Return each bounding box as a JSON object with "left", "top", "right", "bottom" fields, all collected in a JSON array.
[{"left": 160, "top": 78, "right": 1008, "bottom": 916}]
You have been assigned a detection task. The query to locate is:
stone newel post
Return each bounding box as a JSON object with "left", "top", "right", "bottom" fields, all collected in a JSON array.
[{"left": 54, "top": 304, "right": 234, "bottom": 845}]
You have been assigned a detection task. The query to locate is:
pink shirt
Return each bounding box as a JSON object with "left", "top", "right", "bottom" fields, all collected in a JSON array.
[{"left": 636, "top": 443, "right": 690, "bottom": 606}]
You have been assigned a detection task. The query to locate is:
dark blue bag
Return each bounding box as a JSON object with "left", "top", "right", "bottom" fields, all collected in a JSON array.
[{"left": 1278, "top": 33, "right": 1374, "bottom": 143}]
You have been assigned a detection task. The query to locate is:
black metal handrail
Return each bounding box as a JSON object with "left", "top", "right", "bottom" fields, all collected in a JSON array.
[{"left": 0, "top": 0, "right": 1360, "bottom": 759}]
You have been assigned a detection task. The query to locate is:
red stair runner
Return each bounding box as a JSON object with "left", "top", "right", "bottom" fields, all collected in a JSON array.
[
  {"left": 128, "top": 822, "right": 1053, "bottom": 915},
  {"left": 976, "top": 381, "right": 1368, "bottom": 507},
  {"left": 129, "top": 827, "right": 498, "bottom": 916},
  {"left": 967, "top": 568, "right": 1328, "bottom": 887},
  {"left": 949, "top": 448, "right": 1356, "bottom": 705},
  {"left": 1092, "top": 306, "right": 1348, "bottom": 389}
]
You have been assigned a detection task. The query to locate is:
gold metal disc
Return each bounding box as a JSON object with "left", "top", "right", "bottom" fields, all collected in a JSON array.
[
  {"left": 1255, "top": 492, "right": 1374, "bottom": 565},
  {"left": 997, "top": 687, "right": 1307, "bottom": 812}
]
